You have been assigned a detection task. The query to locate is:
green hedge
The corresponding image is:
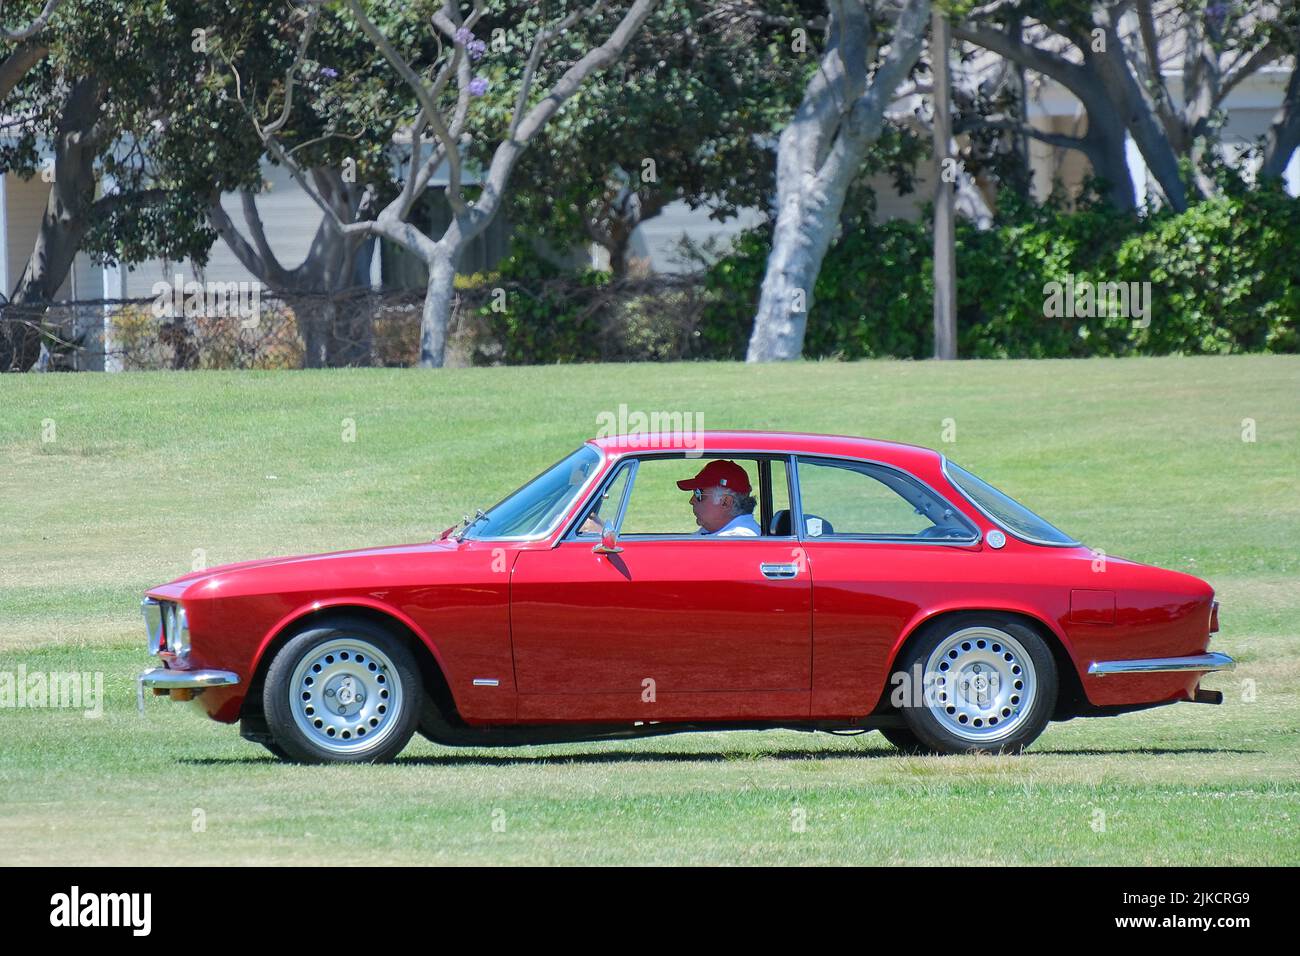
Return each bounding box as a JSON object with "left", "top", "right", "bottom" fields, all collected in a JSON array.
[
  {"left": 698, "top": 187, "right": 1300, "bottom": 358},
  {"left": 461, "top": 243, "right": 712, "bottom": 364}
]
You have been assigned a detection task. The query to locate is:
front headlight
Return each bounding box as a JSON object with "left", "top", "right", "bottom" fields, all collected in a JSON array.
[
  {"left": 142, "top": 599, "right": 164, "bottom": 655},
  {"left": 167, "top": 605, "right": 190, "bottom": 658}
]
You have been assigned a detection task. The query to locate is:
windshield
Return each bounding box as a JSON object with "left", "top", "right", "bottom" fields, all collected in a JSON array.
[
  {"left": 463, "top": 445, "right": 602, "bottom": 540},
  {"left": 944, "top": 460, "right": 1079, "bottom": 546}
]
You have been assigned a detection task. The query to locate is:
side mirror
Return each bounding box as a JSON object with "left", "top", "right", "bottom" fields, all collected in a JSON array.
[{"left": 593, "top": 526, "right": 623, "bottom": 555}]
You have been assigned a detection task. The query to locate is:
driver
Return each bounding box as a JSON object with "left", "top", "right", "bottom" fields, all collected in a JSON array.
[{"left": 678, "top": 460, "right": 761, "bottom": 537}]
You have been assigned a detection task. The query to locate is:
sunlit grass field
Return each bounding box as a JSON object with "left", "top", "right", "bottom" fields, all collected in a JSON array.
[{"left": 1, "top": 355, "right": 1297, "bottom": 865}]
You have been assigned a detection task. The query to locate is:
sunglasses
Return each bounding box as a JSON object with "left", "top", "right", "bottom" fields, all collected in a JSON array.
[{"left": 691, "top": 488, "right": 729, "bottom": 502}]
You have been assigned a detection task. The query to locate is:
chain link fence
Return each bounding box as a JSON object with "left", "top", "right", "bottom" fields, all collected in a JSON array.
[{"left": 0, "top": 275, "right": 716, "bottom": 372}]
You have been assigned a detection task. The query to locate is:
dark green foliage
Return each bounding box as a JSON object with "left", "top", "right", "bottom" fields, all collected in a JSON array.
[
  {"left": 468, "top": 243, "right": 611, "bottom": 365},
  {"left": 696, "top": 187, "right": 1300, "bottom": 359}
]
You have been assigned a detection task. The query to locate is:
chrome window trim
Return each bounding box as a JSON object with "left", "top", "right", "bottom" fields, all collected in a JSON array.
[
  {"left": 791, "top": 454, "right": 981, "bottom": 546},
  {"left": 557, "top": 448, "right": 977, "bottom": 548},
  {"left": 785, "top": 453, "right": 804, "bottom": 542},
  {"left": 558, "top": 450, "right": 800, "bottom": 544},
  {"left": 565, "top": 456, "right": 641, "bottom": 541},
  {"left": 940, "top": 455, "right": 1081, "bottom": 548},
  {"left": 612, "top": 457, "right": 638, "bottom": 534}
]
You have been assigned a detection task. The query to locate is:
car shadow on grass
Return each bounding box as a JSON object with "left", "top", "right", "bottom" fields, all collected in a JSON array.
[
  {"left": 178, "top": 744, "right": 1262, "bottom": 767},
  {"left": 1030, "top": 747, "right": 1262, "bottom": 756}
]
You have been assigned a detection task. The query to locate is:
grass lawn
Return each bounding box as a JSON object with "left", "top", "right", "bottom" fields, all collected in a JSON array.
[{"left": 1, "top": 355, "right": 1297, "bottom": 865}]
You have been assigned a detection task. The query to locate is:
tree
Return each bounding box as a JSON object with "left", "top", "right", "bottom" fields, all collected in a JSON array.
[
  {"left": 0, "top": 0, "right": 276, "bottom": 371},
  {"left": 207, "top": 3, "right": 404, "bottom": 366},
  {"left": 472, "top": 0, "right": 809, "bottom": 277},
  {"left": 932, "top": 9, "right": 957, "bottom": 360},
  {"left": 746, "top": 0, "right": 932, "bottom": 363},
  {"left": 0, "top": 1, "right": 62, "bottom": 98},
  {"left": 953, "top": 1, "right": 1299, "bottom": 212},
  {"left": 247, "top": 0, "right": 658, "bottom": 368}
]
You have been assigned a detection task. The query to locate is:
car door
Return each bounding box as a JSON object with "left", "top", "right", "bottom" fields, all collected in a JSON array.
[
  {"left": 510, "top": 454, "right": 812, "bottom": 721},
  {"left": 791, "top": 455, "right": 985, "bottom": 717}
]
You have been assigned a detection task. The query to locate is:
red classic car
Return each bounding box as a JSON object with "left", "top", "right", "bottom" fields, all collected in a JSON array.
[{"left": 137, "top": 431, "right": 1233, "bottom": 762}]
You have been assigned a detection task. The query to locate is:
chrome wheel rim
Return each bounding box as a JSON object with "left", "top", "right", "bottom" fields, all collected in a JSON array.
[
  {"left": 924, "top": 626, "right": 1036, "bottom": 743},
  {"left": 289, "top": 638, "right": 403, "bottom": 755}
]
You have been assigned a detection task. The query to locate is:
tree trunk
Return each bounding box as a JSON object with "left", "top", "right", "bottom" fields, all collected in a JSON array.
[
  {"left": 1080, "top": 114, "right": 1138, "bottom": 210},
  {"left": 1261, "top": 66, "right": 1300, "bottom": 182},
  {"left": 746, "top": 177, "right": 842, "bottom": 361},
  {"left": 932, "top": 11, "right": 957, "bottom": 360},
  {"left": 1, "top": 77, "right": 102, "bottom": 371},
  {"left": 1089, "top": 20, "right": 1189, "bottom": 210},
  {"left": 608, "top": 234, "right": 630, "bottom": 279},
  {"left": 300, "top": 298, "right": 330, "bottom": 369},
  {"left": 419, "top": 251, "right": 457, "bottom": 368},
  {"left": 747, "top": 0, "right": 931, "bottom": 362}
]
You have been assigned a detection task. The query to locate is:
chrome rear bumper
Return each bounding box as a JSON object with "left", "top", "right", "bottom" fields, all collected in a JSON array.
[
  {"left": 1087, "top": 652, "right": 1235, "bottom": 677},
  {"left": 136, "top": 667, "right": 240, "bottom": 713}
]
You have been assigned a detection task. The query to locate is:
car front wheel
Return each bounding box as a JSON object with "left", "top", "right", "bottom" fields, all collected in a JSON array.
[
  {"left": 263, "top": 617, "right": 422, "bottom": 764},
  {"left": 894, "top": 614, "right": 1057, "bottom": 755}
]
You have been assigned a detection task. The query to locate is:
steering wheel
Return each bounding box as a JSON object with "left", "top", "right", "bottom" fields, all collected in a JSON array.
[{"left": 918, "top": 524, "right": 960, "bottom": 539}]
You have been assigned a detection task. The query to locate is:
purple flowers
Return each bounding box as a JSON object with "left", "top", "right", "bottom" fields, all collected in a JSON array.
[
  {"left": 454, "top": 27, "right": 489, "bottom": 95},
  {"left": 319, "top": 66, "right": 339, "bottom": 79},
  {"left": 454, "top": 27, "right": 487, "bottom": 62}
]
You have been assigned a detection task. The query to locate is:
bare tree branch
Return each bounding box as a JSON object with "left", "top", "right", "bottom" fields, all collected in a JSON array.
[
  {"left": 0, "top": 0, "right": 62, "bottom": 41},
  {"left": 951, "top": 20, "right": 1091, "bottom": 101},
  {"left": 1220, "top": 40, "right": 1282, "bottom": 100},
  {"left": 343, "top": 0, "right": 471, "bottom": 215},
  {"left": 476, "top": 0, "right": 657, "bottom": 232},
  {"left": 957, "top": 115, "right": 1089, "bottom": 152},
  {"left": 0, "top": 37, "right": 44, "bottom": 100}
]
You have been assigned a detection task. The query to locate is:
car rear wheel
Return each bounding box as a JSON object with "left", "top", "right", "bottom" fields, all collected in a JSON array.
[
  {"left": 263, "top": 617, "right": 422, "bottom": 764},
  {"left": 894, "top": 614, "right": 1057, "bottom": 755}
]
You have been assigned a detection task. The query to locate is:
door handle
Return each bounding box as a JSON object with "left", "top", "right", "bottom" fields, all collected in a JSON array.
[{"left": 760, "top": 562, "right": 800, "bottom": 579}]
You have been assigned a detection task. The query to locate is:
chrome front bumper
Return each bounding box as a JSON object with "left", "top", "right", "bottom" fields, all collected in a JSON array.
[
  {"left": 136, "top": 667, "right": 240, "bottom": 713},
  {"left": 1087, "top": 652, "right": 1236, "bottom": 677}
]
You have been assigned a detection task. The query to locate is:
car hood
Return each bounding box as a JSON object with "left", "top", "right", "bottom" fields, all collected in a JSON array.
[{"left": 148, "top": 539, "right": 467, "bottom": 599}]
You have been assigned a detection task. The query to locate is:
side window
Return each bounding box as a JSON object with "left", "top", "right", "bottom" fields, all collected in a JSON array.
[
  {"left": 796, "top": 458, "right": 975, "bottom": 540},
  {"left": 575, "top": 462, "right": 632, "bottom": 536},
  {"left": 621, "top": 458, "right": 717, "bottom": 534},
  {"left": 619, "top": 457, "right": 761, "bottom": 536}
]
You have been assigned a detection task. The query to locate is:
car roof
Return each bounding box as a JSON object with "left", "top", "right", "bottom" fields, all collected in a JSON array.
[{"left": 586, "top": 430, "right": 942, "bottom": 470}]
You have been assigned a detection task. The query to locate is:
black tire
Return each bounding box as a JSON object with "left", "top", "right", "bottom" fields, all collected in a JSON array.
[
  {"left": 417, "top": 692, "right": 463, "bottom": 746},
  {"left": 894, "top": 613, "right": 1057, "bottom": 755},
  {"left": 260, "top": 740, "right": 292, "bottom": 760},
  {"left": 263, "top": 616, "right": 422, "bottom": 764},
  {"left": 878, "top": 725, "right": 931, "bottom": 754}
]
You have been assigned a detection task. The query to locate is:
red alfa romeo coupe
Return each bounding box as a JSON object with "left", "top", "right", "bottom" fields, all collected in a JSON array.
[{"left": 137, "top": 431, "right": 1233, "bottom": 762}]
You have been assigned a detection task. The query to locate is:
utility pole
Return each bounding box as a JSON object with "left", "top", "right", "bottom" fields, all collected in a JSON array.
[{"left": 932, "top": 10, "right": 957, "bottom": 360}]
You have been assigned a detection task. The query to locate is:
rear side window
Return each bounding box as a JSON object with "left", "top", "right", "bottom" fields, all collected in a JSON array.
[
  {"left": 795, "top": 458, "right": 978, "bottom": 541},
  {"left": 944, "top": 460, "right": 1079, "bottom": 546}
]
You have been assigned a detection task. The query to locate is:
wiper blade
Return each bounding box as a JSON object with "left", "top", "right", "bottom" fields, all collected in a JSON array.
[{"left": 455, "top": 508, "right": 489, "bottom": 541}]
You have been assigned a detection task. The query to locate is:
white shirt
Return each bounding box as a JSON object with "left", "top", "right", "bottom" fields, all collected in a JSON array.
[{"left": 695, "top": 513, "right": 762, "bottom": 537}]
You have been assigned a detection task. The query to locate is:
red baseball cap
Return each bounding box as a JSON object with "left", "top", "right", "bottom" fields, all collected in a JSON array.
[{"left": 676, "top": 460, "right": 752, "bottom": 495}]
